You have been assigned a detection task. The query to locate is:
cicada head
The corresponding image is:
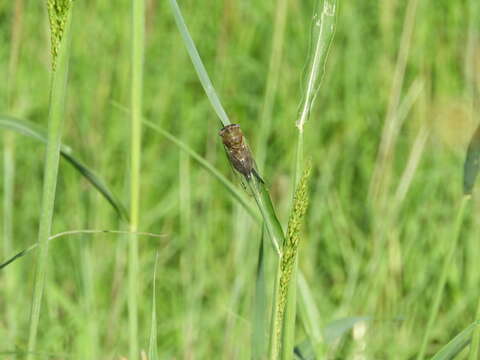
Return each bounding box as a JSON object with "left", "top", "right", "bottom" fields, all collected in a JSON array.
[{"left": 219, "top": 124, "right": 244, "bottom": 148}]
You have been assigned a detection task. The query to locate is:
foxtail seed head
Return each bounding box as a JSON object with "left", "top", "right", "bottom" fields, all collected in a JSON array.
[
  {"left": 274, "top": 161, "right": 312, "bottom": 354},
  {"left": 47, "top": 0, "right": 73, "bottom": 70}
]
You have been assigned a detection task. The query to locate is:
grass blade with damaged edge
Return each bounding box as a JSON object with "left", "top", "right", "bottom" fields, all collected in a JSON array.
[
  {"left": 252, "top": 227, "right": 268, "bottom": 359},
  {"left": 270, "top": 165, "right": 312, "bottom": 360},
  {"left": 148, "top": 252, "right": 159, "bottom": 360},
  {"left": 0, "top": 115, "right": 129, "bottom": 220},
  {"left": 417, "top": 196, "right": 470, "bottom": 360},
  {"left": 27, "top": 2, "right": 73, "bottom": 357},
  {"left": 0, "top": 230, "right": 164, "bottom": 271},
  {"left": 433, "top": 321, "right": 480, "bottom": 360}
]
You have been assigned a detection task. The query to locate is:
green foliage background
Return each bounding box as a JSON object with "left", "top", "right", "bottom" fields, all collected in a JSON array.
[{"left": 1, "top": 0, "right": 479, "bottom": 358}]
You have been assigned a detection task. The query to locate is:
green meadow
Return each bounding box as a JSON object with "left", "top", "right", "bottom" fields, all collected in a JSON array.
[{"left": 1, "top": 0, "right": 480, "bottom": 359}]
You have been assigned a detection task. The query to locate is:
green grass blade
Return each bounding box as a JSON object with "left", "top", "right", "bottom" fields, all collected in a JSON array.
[
  {"left": 432, "top": 321, "right": 480, "bottom": 360},
  {"left": 143, "top": 120, "right": 260, "bottom": 223},
  {"left": 129, "top": 0, "right": 145, "bottom": 356},
  {"left": 27, "top": 3, "right": 73, "bottom": 357},
  {"left": 148, "top": 252, "right": 159, "bottom": 360},
  {"left": 167, "top": 0, "right": 230, "bottom": 127},
  {"left": 297, "top": 271, "right": 324, "bottom": 354},
  {"left": 248, "top": 179, "right": 285, "bottom": 256},
  {"left": 252, "top": 227, "right": 268, "bottom": 360},
  {"left": 255, "top": 0, "right": 288, "bottom": 169},
  {"left": 0, "top": 115, "right": 128, "bottom": 220}
]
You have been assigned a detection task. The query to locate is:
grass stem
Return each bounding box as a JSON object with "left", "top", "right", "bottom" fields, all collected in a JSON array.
[
  {"left": 128, "top": 0, "right": 145, "bottom": 357},
  {"left": 26, "top": 5, "right": 73, "bottom": 358}
]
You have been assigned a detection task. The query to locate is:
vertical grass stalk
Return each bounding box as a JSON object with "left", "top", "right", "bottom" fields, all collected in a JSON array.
[
  {"left": 26, "top": 2, "right": 73, "bottom": 358},
  {"left": 4, "top": 0, "right": 24, "bottom": 343},
  {"left": 255, "top": 0, "right": 288, "bottom": 168},
  {"left": 417, "top": 195, "right": 470, "bottom": 360},
  {"left": 369, "top": 0, "right": 419, "bottom": 202},
  {"left": 279, "top": 1, "right": 337, "bottom": 358},
  {"left": 129, "top": 0, "right": 145, "bottom": 358}
]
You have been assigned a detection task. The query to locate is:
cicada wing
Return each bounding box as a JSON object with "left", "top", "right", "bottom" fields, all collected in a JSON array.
[
  {"left": 222, "top": 145, "right": 253, "bottom": 195},
  {"left": 242, "top": 141, "right": 266, "bottom": 185}
]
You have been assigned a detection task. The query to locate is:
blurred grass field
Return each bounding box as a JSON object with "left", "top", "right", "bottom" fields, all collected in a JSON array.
[{"left": 1, "top": 0, "right": 480, "bottom": 358}]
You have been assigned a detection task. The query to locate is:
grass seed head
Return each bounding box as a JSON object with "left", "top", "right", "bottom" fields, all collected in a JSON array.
[
  {"left": 47, "top": 0, "right": 73, "bottom": 70},
  {"left": 274, "top": 161, "right": 312, "bottom": 352}
]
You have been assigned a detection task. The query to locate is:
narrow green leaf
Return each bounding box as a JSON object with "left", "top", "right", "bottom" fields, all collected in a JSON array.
[
  {"left": 253, "top": 227, "right": 268, "bottom": 359},
  {"left": 248, "top": 178, "right": 285, "bottom": 256},
  {"left": 464, "top": 124, "right": 480, "bottom": 195},
  {"left": 167, "top": 0, "right": 231, "bottom": 127},
  {"left": 297, "top": 271, "right": 324, "bottom": 355},
  {"left": 432, "top": 321, "right": 480, "bottom": 360},
  {"left": 0, "top": 115, "right": 129, "bottom": 220},
  {"left": 148, "top": 252, "right": 159, "bottom": 360}
]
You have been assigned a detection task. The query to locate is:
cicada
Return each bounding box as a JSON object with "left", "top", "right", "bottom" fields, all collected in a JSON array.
[{"left": 219, "top": 124, "right": 264, "bottom": 184}]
